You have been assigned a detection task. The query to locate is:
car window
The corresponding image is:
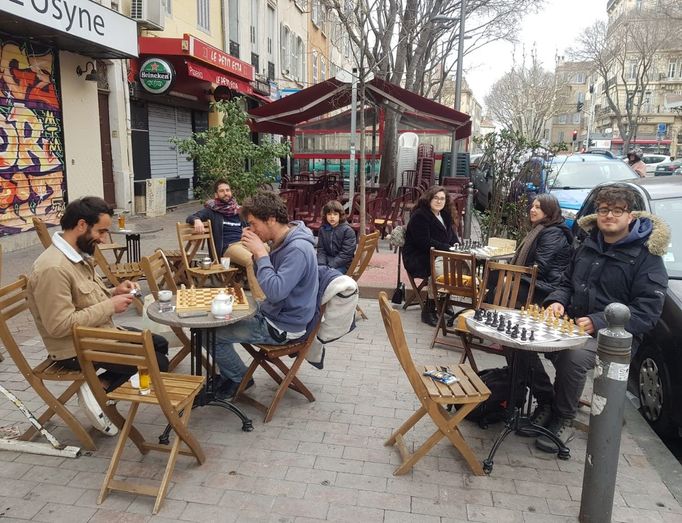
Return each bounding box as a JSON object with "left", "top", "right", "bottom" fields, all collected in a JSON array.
[
  {"left": 547, "top": 160, "right": 638, "bottom": 189},
  {"left": 650, "top": 198, "right": 682, "bottom": 279}
]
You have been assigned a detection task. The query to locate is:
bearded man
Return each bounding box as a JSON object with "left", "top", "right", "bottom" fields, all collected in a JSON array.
[{"left": 28, "top": 196, "right": 169, "bottom": 436}]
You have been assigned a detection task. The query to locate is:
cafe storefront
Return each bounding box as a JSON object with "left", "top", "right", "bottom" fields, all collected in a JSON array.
[{"left": 0, "top": 0, "right": 137, "bottom": 239}]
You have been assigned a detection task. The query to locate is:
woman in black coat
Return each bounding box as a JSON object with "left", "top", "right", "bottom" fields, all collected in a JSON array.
[
  {"left": 403, "top": 186, "right": 460, "bottom": 325},
  {"left": 509, "top": 193, "right": 573, "bottom": 305}
]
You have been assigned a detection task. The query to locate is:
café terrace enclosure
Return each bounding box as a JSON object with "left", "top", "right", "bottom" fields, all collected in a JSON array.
[{"left": 247, "top": 77, "right": 472, "bottom": 171}]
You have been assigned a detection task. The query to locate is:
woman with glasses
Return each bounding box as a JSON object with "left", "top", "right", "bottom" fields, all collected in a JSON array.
[{"left": 403, "top": 186, "right": 460, "bottom": 326}]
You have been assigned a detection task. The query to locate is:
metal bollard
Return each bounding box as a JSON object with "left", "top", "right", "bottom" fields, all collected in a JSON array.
[
  {"left": 579, "top": 303, "right": 632, "bottom": 523},
  {"left": 463, "top": 181, "right": 475, "bottom": 239}
]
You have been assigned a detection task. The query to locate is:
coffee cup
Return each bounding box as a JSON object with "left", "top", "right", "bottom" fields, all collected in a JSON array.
[
  {"left": 158, "top": 290, "right": 172, "bottom": 302},
  {"left": 221, "top": 257, "right": 231, "bottom": 269}
]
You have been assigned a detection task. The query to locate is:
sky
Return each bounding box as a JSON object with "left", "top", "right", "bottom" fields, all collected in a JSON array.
[{"left": 465, "top": 0, "right": 606, "bottom": 110}]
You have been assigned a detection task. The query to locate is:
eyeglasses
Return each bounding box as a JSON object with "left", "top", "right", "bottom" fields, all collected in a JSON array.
[
  {"left": 596, "top": 207, "right": 628, "bottom": 217},
  {"left": 432, "top": 196, "right": 447, "bottom": 202}
]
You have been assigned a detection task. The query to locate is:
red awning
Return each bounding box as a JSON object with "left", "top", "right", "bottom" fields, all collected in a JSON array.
[
  {"left": 248, "top": 78, "right": 470, "bottom": 137},
  {"left": 137, "top": 35, "right": 269, "bottom": 103}
]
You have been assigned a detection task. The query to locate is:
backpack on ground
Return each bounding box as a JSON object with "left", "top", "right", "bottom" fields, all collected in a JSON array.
[{"left": 464, "top": 367, "right": 526, "bottom": 429}]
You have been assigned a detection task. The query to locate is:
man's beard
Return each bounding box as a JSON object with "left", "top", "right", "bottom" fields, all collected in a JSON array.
[{"left": 76, "top": 231, "right": 97, "bottom": 255}]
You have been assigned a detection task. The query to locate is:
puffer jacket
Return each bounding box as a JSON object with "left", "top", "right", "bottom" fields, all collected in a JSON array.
[
  {"left": 544, "top": 211, "right": 669, "bottom": 346},
  {"left": 317, "top": 222, "right": 357, "bottom": 274},
  {"left": 403, "top": 207, "right": 459, "bottom": 278},
  {"left": 524, "top": 222, "right": 573, "bottom": 300}
]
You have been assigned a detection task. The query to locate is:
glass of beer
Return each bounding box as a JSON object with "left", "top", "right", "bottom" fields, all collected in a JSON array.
[
  {"left": 118, "top": 213, "right": 126, "bottom": 229},
  {"left": 138, "top": 367, "right": 151, "bottom": 395}
]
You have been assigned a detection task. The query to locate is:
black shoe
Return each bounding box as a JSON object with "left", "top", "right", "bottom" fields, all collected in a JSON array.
[
  {"left": 216, "top": 378, "right": 254, "bottom": 401},
  {"left": 421, "top": 299, "right": 438, "bottom": 327},
  {"left": 535, "top": 416, "right": 574, "bottom": 453},
  {"left": 518, "top": 404, "right": 552, "bottom": 437}
]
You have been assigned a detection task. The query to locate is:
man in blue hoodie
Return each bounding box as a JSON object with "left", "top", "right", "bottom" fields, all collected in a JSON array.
[
  {"left": 213, "top": 191, "right": 319, "bottom": 398},
  {"left": 531, "top": 185, "right": 669, "bottom": 453}
]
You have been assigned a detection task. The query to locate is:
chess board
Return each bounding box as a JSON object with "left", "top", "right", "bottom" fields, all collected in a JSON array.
[
  {"left": 176, "top": 287, "right": 249, "bottom": 312},
  {"left": 467, "top": 308, "right": 591, "bottom": 346}
]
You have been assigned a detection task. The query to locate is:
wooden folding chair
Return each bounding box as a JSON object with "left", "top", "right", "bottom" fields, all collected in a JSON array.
[
  {"left": 32, "top": 216, "right": 53, "bottom": 249},
  {"left": 93, "top": 246, "right": 144, "bottom": 314},
  {"left": 72, "top": 326, "right": 205, "bottom": 514},
  {"left": 0, "top": 276, "right": 96, "bottom": 450},
  {"left": 139, "top": 250, "right": 192, "bottom": 371},
  {"left": 378, "top": 292, "right": 490, "bottom": 476},
  {"left": 235, "top": 310, "right": 324, "bottom": 423},
  {"left": 403, "top": 271, "right": 428, "bottom": 312},
  {"left": 176, "top": 221, "right": 238, "bottom": 287},
  {"left": 429, "top": 249, "right": 479, "bottom": 350},
  {"left": 346, "top": 231, "right": 380, "bottom": 319},
  {"left": 454, "top": 261, "right": 538, "bottom": 372}
]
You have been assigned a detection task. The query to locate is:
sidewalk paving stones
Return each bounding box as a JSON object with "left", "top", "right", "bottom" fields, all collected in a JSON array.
[{"left": 0, "top": 203, "right": 680, "bottom": 521}]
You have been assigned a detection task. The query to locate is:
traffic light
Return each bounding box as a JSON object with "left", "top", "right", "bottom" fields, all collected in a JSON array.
[
  {"left": 577, "top": 101, "right": 584, "bottom": 112},
  {"left": 572, "top": 130, "right": 578, "bottom": 142}
]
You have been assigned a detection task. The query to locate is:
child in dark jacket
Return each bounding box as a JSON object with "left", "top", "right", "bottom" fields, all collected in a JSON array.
[{"left": 317, "top": 200, "right": 357, "bottom": 274}]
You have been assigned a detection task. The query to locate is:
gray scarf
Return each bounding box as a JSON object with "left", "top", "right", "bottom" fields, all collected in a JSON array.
[{"left": 511, "top": 224, "right": 545, "bottom": 267}]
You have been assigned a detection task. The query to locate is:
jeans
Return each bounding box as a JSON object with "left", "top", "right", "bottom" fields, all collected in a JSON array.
[
  {"left": 528, "top": 343, "right": 597, "bottom": 419},
  {"left": 214, "top": 310, "right": 288, "bottom": 382}
]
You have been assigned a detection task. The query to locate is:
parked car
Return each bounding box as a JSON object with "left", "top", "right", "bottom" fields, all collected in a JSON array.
[
  {"left": 473, "top": 154, "right": 639, "bottom": 227},
  {"left": 641, "top": 154, "right": 671, "bottom": 176},
  {"left": 573, "top": 178, "right": 682, "bottom": 438},
  {"left": 655, "top": 159, "right": 682, "bottom": 176}
]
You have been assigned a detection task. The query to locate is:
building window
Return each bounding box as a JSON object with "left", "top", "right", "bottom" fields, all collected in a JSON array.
[
  {"left": 558, "top": 114, "right": 567, "bottom": 124},
  {"left": 669, "top": 60, "right": 677, "bottom": 79},
  {"left": 320, "top": 57, "right": 326, "bottom": 80},
  {"left": 559, "top": 131, "right": 565, "bottom": 143},
  {"left": 267, "top": 6, "right": 275, "bottom": 56},
  {"left": 251, "top": 53, "right": 259, "bottom": 72},
  {"left": 312, "top": 50, "right": 318, "bottom": 84},
  {"left": 294, "top": 0, "right": 306, "bottom": 12},
  {"left": 312, "top": 0, "right": 320, "bottom": 27},
  {"left": 572, "top": 113, "right": 580, "bottom": 124},
  {"left": 250, "top": 0, "right": 259, "bottom": 52},
  {"left": 577, "top": 92, "right": 585, "bottom": 103},
  {"left": 297, "top": 37, "right": 305, "bottom": 83},
  {"left": 164, "top": 0, "right": 172, "bottom": 14},
  {"left": 575, "top": 72, "right": 585, "bottom": 84},
  {"left": 628, "top": 60, "right": 637, "bottom": 81},
  {"left": 229, "top": 0, "right": 239, "bottom": 49},
  {"left": 268, "top": 61, "right": 275, "bottom": 81},
  {"left": 197, "top": 0, "right": 210, "bottom": 32},
  {"left": 281, "top": 25, "right": 291, "bottom": 75}
]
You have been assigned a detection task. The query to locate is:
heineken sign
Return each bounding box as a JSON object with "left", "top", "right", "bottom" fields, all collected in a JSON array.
[{"left": 139, "top": 58, "right": 174, "bottom": 94}]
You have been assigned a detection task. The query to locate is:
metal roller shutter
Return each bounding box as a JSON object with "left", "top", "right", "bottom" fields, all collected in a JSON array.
[{"left": 148, "top": 103, "right": 194, "bottom": 180}]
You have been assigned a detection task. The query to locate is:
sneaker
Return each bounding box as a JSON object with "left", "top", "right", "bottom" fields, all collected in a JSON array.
[
  {"left": 535, "top": 416, "right": 574, "bottom": 453},
  {"left": 216, "top": 378, "right": 254, "bottom": 401},
  {"left": 77, "top": 384, "right": 118, "bottom": 437}
]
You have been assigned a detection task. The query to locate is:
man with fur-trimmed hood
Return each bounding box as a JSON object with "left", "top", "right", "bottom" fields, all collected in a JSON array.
[{"left": 529, "top": 185, "right": 669, "bottom": 453}]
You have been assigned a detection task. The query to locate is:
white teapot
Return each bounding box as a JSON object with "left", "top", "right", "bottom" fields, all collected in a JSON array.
[{"left": 211, "top": 290, "right": 234, "bottom": 319}]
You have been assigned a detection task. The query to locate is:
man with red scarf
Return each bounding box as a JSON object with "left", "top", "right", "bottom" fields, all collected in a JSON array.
[{"left": 186, "top": 179, "right": 265, "bottom": 299}]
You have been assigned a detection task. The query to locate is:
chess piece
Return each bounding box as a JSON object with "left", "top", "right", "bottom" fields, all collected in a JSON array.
[
  {"left": 510, "top": 325, "right": 519, "bottom": 339},
  {"left": 506, "top": 320, "right": 512, "bottom": 334},
  {"left": 529, "top": 330, "right": 535, "bottom": 341},
  {"left": 485, "top": 312, "right": 492, "bottom": 325},
  {"left": 578, "top": 323, "right": 586, "bottom": 336},
  {"left": 520, "top": 327, "right": 527, "bottom": 341},
  {"left": 520, "top": 305, "right": 526, "bottom": 316},
  {"left": 491, "top": 313, "right": 499, "bottom": 328},
  {"left": 497, "top": 318, "right": 506, "bottom": 332}
]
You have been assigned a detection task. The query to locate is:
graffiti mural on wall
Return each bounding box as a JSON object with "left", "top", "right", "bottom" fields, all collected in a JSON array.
[{"left": 0, "top": 34, "right": 65, "bottom": 236}]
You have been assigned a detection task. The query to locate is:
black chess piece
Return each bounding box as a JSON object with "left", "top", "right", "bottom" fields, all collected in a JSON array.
[
  {"left": 520, "top": 327, "right": 527, "bottom": 341},
  {"left": 497, "top": 317, "right": 506, "bottom": 331},
  {"left": 510, "top": 325, "right": 519, "bottom": 339},
  {"left": 506, "top": 320, "right": 512, "bottom": 334},
  {"left": 529, "top": 330, "right": 535, "bottom": 341},
  {"left": 474, "top": 308, "right": 483, "bottom": 321},
  {"left": 485, "top": 312, "right": 492, "bottom": 325}
]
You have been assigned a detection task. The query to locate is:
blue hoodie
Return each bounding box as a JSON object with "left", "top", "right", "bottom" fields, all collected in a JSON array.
[{"left": 255, "top": 221, "right": 319, "bottom": 332}]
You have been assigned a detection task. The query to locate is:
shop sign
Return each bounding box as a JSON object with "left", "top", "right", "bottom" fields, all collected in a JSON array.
[
  {"left": 184, "top": 34, "right": 254, "bottom": 82},
  {"left": 186, "top": 61, "right": 253, "bottom": 95},
  {"left": 252, "top": 76, "right": 271, "bottom": 96},
  {"left": 139, "top": 58, "right": 174, "bottom": 94},
  {"left": 2, "top": 0, "right": 138, "bottom": 57}
]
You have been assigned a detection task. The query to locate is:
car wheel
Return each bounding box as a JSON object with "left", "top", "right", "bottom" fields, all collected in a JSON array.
[{"left": 638, "top": 346, "right": 676, "bottom": 438}]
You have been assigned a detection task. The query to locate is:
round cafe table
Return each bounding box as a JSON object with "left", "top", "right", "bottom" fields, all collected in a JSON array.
[
  {"left": 465, "top": 313, "right": 590, "bottom": 474},
  {"left": 110, "top": 224, "right": 164, "bottom": 263},
  {"left": 147, "top": 296, "right": 257, "bottom": 434}
]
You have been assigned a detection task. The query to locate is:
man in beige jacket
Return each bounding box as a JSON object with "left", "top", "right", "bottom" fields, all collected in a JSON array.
[{"left": 28, "top": 197, "right": 169, "bottom": 436}]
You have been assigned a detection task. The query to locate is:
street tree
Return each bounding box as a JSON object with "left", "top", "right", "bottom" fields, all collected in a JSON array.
[
  {"left": 570, "top": 11, "right": 675, "bottom": 151},
  {"left": 173, "top": 100, "right": 289, "bottom": 201},
  {"left": 322, "top": 0, "right": 545, "bottom": 185},
  {"left": 484, "top": 49, "right": 564, "bottom": 142}
]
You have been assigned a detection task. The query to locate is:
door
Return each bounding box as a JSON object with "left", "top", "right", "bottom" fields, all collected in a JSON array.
[
  {"left": 98, "top": 92, "right": 115, "bottom": 205},
  {"left": 148, "top": 104, "right": 194, "bottom": 180}
]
